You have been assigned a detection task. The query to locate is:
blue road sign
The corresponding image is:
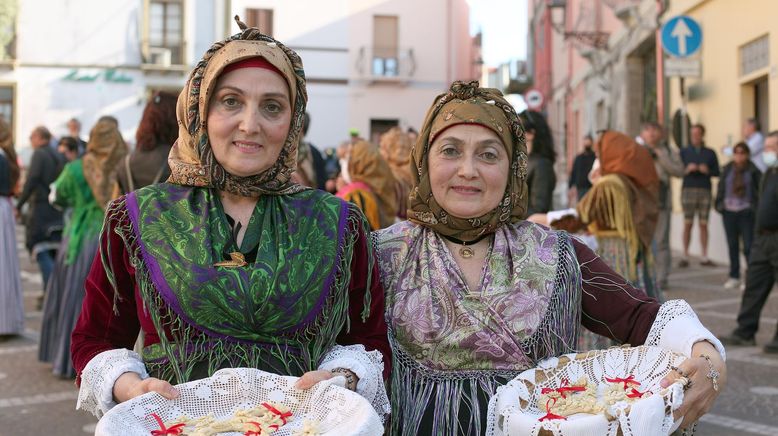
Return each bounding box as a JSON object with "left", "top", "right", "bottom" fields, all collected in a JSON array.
[{"left": 662, "top": 16, "right": 702, "bottom": 58}]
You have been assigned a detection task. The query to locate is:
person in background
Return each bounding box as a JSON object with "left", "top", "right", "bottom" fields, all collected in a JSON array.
[
  {"left": 57, "top": 136, "right": 80, "bottom": 162},
  {"left": 721, "top": 131, "right": 778, "bottom": 353},
  {"left": 39, "top": 120, "right": 128, "bottom": 378},
  {"left": 336, "top": 140, "right": 398, "bottom": 230},
  {"left": 293, "top": 112, "right": 327, "bottom": 190},
  {"left": 568, "top": 134, "right": 595, "bottom": 204},
  {"left": 0, "top": 118, "right": 24, "bottom": 340},
  {"left": 638, "top": 121, "right": 685, "bottom": 290},
  {"left": 519, "top": 110, "right": 556, "bottom": 215},
  {"left": 743, "top": 117, "right": 765, "bottom": 172},
  {"left": 679, "top": 123, "right": 720, "bottom": 267},
  {"left": 66, "top": 118, "right": 87, "bottom": 156},
  {"left": 17, "top": 125, "right": 65, "bottom": 291},
  {"left": 407, "top": 126, "right": 419, "bottom": 144},
  {"left": 715, "top": 142, "right": 761, "bottom": 290},
  {"left": 115, "top": 91, "right": 177, "bottom": 195},
  {"left": 379, "top": 126, "right": 413, "bottom": 220}
]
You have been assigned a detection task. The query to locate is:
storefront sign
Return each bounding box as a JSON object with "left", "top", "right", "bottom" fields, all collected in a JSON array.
[{"left": 63, "top": 68, "right": 133, "bottom": 84}]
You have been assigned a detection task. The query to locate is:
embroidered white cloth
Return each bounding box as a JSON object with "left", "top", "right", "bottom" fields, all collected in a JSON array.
[
  {"left": 486, "top": 346, "right": 687, "bottom": 436},
  {"left": 94, "top": 367, "right": 383, "bottom": 436}
]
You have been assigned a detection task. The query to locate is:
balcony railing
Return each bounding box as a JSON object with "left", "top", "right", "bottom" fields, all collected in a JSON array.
[{"left": 355, "top": 46, "right": 416, "bottom": 82}]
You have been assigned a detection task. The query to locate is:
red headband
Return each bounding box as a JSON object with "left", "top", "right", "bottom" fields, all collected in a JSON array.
[{"left": 221, "top": 57, "right": 285, "bottom": 78}]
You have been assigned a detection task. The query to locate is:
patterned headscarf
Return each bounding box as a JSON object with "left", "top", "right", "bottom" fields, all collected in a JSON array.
[
  {"left": 408, "top": 80, "right": 528, "bottom": 241},
  {"left": 82, "top": 119, "right": 128, "bottom": 209},
  {"left": 347, "top": 140, "right": 399, "bottom": 228},
  {"left": 379, "top": 126, "right": 413, "bottom": 187},
  {"left": 167, "top": 17, "right": 308, "bottom": 197}
]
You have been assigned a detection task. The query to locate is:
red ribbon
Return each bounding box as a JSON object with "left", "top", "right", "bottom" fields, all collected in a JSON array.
[
  {"left": 626, "top": 387, "right": 646, "bottom": 399},
  {"left": 605, "top": 375, "right": 640, "bottom": 390},
  {"left": 148, "top": 413, "right": 186, "bottom": 436},
  {"left": 261, "top": 402, "right": 293, "bottom": 425},
  {"left": 244, "top": 421, "right": 263, "bottom": 436},
  {"left": 538, "top": 398, "right": 567, "bottom": 422},
  {"left": 540, "top": 380, "right": 586, "bottom": 399}
]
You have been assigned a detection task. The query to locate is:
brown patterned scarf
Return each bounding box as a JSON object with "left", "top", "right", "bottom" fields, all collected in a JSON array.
[
  {"left": 408, "top": 80, "right": 529, "bottom": 241},
  {"left": 82, "top": 120, "right": 128, "bottom": 209},
  {"left": 167, "top": 17, "right": 308, "bottom": 197}
]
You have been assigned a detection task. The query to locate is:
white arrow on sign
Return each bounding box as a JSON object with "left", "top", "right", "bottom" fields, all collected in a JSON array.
[{"left": 671, "top": 18, "right": 692, "bottom": 56}]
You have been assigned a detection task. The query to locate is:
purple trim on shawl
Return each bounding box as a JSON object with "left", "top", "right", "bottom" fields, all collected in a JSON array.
[
  {"left": 126, "top": 191, "right": 240, "bottom": 343},
  {"left": 282, "top": 197, "right": 349, "bottom": 334}
]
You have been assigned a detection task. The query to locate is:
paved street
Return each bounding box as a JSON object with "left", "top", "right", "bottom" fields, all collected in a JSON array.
[{"left": 1, "top": 227, "right": 777, "bottom": 435}]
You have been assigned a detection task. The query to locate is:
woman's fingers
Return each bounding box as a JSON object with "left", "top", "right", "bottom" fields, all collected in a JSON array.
[
  {"left": 294, "top": 370, "right": 333, "bottom": 390},
  {"left": 139, "top": 377, "right": 179, "bottom": 400}
]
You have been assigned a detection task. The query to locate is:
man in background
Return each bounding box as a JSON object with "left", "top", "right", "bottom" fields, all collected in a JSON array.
[
  {"left": 66, "top": 118, "right": 87, "bottom": 156},
  {"left": 568, "top": 134, "right": 596, "bottom": 205},
  {"left": 743, "top": 117, "right": 766, "bottom": 172},
  {"left": 637, "top": 122, "right": 685, "bottom": 288},
  {"left": 679, "top": 123, "right": 720, "bottom": 267}
]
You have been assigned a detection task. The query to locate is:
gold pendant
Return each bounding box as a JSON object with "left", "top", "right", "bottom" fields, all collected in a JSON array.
[
  {"left": 459, "top": 246, "right": 475, "bottom": 258},
  {"left": 214, "top": 251, "right": 247, "bottom": 267}
]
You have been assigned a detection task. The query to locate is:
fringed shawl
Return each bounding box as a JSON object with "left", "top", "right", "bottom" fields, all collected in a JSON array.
[
  {"left": 376, "top": 220, "right": 581, "bottom": 435},
  {"left": 102, "top": 184, "right": 372, "bottom": 383}
]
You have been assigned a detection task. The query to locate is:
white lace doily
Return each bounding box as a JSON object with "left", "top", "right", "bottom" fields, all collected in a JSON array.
[
  {"left": 95, "top": 368, "right": 383, "bottom": 436},
  {"left": 487, "top": 346, "right": 688, "bottom": 436}
]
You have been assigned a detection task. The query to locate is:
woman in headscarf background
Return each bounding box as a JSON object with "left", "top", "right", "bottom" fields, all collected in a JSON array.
[
  {"left": 576, "top": 130, "right": 661, "bottom": 302},
  {"left": 379, "top": 126, "right": 414, "bottom": 220},
  {"left": 376, "top": 81, "right": 726, "bottom": 435},
  {"left": 335, "top": 139, "right": 398, "bottom": 230},
  {"left": 115, "top": 91, "right": 177, "bottom": 195},
  {"left": 70, "top": 18, "right": 389, "bottom": 421},
  {"left": 0, "top": 118, "right": 24, "bottom": 339},
  {"left": 39, "top": 119, "right": 128, "bottom": 378},
  {"left": 519, "top": 109, "right": 557, "bottom": 215}
]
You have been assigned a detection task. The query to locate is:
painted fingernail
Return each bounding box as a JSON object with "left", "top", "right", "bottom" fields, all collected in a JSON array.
[
  {"left": 660, "top": 379, "right": 669, "bottom": 388},
  {"left": 169, "top": 387, "right": 179, "bottom": 396}
]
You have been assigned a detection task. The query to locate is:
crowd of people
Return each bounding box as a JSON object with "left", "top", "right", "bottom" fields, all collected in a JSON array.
[{"left": 3, "top": 16, "right": 778, "bottom": 435}]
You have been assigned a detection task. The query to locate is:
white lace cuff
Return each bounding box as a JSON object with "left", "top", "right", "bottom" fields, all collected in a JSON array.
[
  {"left": 318, "top": 344, "right": 390, "bottom": 422},
  {"left": 76, "top": 348, "right": 149, "bottom": 418},
  {"left": 645, "top": 299, "right": 726, "bottom": 361}
]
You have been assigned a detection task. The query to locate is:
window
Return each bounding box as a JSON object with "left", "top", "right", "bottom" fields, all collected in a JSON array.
[
  {"left": 147, "top": 0, "right": 184, "bottom": 65},
  {"left": 372, "top": 15, "right": 398, "bottom": 76},
  {"left": 0, "top": 86, "right": 14, "bottom": 126},
  {"left": 245, "top": 8, "right": 273, "bottom": 36},
  {"left": 740, "top": 35, "right": 768, "bottom": 76}
]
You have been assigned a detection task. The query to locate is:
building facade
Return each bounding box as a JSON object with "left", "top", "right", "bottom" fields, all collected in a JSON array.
[{"left": 0, "top": 0, "right": 478, "bottom": 160}]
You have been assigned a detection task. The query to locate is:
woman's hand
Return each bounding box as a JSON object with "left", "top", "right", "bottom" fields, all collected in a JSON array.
[
  {"left": 294, "top": 370, "right": 334, "bottom": 389},
  {"left": 112, "top": 372, "right": 179, "bottom": 403},
  {"left": 660, "top": 341, "right": 726, "bottom": 430}
]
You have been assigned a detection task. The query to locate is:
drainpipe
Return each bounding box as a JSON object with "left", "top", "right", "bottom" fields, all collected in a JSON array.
[{"left": 655, "top": 0, "right": 666, "bottom": 124}]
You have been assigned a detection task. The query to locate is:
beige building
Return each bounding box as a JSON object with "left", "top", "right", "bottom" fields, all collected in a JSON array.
[{"left": 663, "top": 0, "right": 777, "bottom": 262}]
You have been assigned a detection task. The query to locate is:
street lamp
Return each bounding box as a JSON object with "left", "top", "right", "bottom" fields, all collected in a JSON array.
[{"left": 547, "top": 0, "right": 610, "bottom": 50}]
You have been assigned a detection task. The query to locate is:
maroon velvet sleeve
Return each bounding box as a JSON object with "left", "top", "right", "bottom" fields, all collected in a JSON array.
[
  {"left": 574, "top": 238, "right": 661, "bottom": 345},
  {"left": 336, "top": 223, "right": 391, "bottom": 379},
  {"left": 71, "top": 213, "right": 141, "bottom": 384}
]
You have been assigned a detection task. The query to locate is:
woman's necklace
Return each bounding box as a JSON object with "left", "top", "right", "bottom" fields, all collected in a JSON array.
[{"left": 440, "top": 233, "right": 492, "bottom": 259}]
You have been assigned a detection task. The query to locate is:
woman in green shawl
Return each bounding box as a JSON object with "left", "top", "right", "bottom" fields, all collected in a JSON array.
[{"left": 70, "top": 19, "right": 390, "bottom": 421}]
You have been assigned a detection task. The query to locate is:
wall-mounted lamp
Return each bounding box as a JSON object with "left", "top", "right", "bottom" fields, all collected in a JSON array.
[{"left": 547, "top": 0, "right": 610, "bottom": 50}]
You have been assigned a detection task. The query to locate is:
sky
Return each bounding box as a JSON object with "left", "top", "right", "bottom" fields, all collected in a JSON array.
[{"left": 467, "top": 0, "right": 529, "bottom": 67}]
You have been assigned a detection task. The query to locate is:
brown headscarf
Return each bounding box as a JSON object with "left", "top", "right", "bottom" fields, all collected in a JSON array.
[
  {"left": 82, "top": 120, "right": 128, "bottom": 209},
  {"left": 167, "top": 17, "right": 308, "bottom": 197},
  {"left": 578, "top": 130, "right": 659, "bottom": 257},
  {"left": 379, "top": 127, "right": 413, "bottom": 187},
  {"left": 408, "top": 80, "right": 528, "bottom": 241},
  {"left": 0, "top": 118, "right": 19, "bottom": 191},
  {"left": 347, "top": 140, "right": 399, "bottom": 228}
]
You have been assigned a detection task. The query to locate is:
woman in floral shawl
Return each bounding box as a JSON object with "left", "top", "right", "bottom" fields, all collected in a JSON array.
[
  {"left": 375, "top": 81, "right": 726, "bottom": 435},
  {"left": 70, "top": 18, "right": 390, "bottom": 421}
]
